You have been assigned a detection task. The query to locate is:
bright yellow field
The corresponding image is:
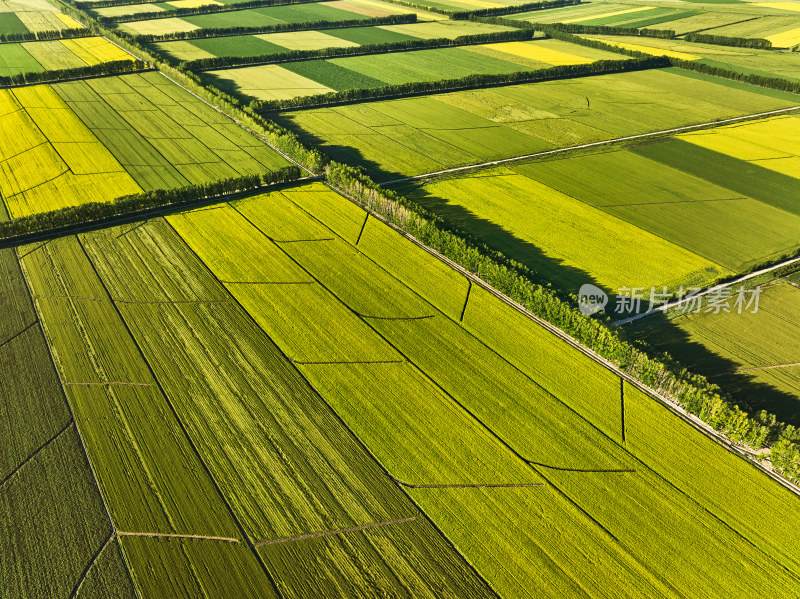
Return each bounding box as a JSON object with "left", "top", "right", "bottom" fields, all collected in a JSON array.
[
  {"left": 584, "top": 36, "right": 700, "bottom": 60},
  {"left": 419, "top": 169, "right": 726, "bottom": 292},
  {"left": 562, "top": 6, "right": 652, "bottom": 23},
  {"left": 486, "top": 41, "right": 594, "bottom": 65},
  {"left": 0, "top": 87, "right": 141, "bottom": 219},
  {"left": 758, "top": 2, "right": 800, "bottom": 12},
  {"left": 60, "top": 37, "right": 133, "bottom": 65},
  {"left": 54, "top": 12, "right": 84, "bottom": 28},
  {"left": 679, "top": 115, "right": 800, "bottom": 177},
  {"left": 767, "top": 26, "right": 800, "bottom": 47}
]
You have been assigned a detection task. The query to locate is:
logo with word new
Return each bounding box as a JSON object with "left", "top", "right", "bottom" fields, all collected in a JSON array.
[{"left": 578, "top": 284, "right": 608, "bottom": 315}]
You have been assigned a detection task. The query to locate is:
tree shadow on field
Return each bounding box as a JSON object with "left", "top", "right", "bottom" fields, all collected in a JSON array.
[
  {"left": 274, "top": 114, "right": 615, "bottom": 299},
  {"left": 631, "top": 310, "right": 800, "bottom": 428}
]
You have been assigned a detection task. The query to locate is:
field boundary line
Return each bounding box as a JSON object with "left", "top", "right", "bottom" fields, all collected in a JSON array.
[
  {"left": 616, "top": 254, "right": 800, "bottom": 326},
  {"left": 358, "top": 313, "right": 436, "bottom": 320},
  {"left": 254, "top": 517, "right": 416, "bottom": 547},
  {"left": 0, "top": 420, "right": 74, "bottom": 487},
  {"left": 526, "top": 461, "right": 635, "bottom": 473},
  {"left": 323, "top": 183, "right": 800, "bottom": 499},
  {"left": 391, "top": 476, "right": 547, "bottom": 489},
  {"left": 0, "top": 320, "right": 37, "bottom": 350},
  {"left": 219, "top": 280, "right": 314, "bottom": 285},
  {"left": 273, "top": 237, "right": 335, "bottom": 243},
  {"left": 116, "top": 531, "right": 240, "bottom": 543},
  {"left": 68, "top": 531, "right": 115, "bottom": 599},
  {"left": 379, "top": 105, "right": 800, "bottom": 186},
  {"left": 708, "top": 362, "right": 800, "bottom": 377},
  {"left": 291, "top": 359, "right": 407, "bottom": 365},
  {"left": 63, "top": 381, "right": 152, "bottom": 387}
]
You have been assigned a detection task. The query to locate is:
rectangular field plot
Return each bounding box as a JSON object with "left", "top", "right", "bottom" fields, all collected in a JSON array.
[
  {"left": 206, "top": 41, "right": 556, "bottom": 102},
  {"left": 403, "top": 165, "right": 727, "bottom": 294},
  {"left": 51, "top": 72, "right": 291, "bottom": 190},
  {"left": 0, "top": 43, "right": 43, "bottom": 76},
  {"left": 284, "top": 67, "right": 799, "bottom": 180},
  {"left": 154, "top": 20, "right": 514, "bottom": 62},
  {"left": 511, "top": 146, "right": 800, "bottom": 273},
  {"left": 0, "top": 85, "right": 142, "bottom": 218},
  {"left": 702, "top": 14, "right": 800, "bottom": 47},
  {"left": 582, "top": 34, "right": 800, "bottom": 80}
]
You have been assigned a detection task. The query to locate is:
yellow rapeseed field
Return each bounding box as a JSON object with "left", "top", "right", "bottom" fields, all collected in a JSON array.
[{"left": 0, "top": 87, "right": 141, "bottom": 219}]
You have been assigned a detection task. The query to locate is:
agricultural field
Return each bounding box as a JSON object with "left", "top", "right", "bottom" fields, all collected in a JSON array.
[
  {"left": 203, "top": 38, "right": 618, "bottom": 101},
  {"left": 0, "top": 0, "right": 84, "bottom": 36},
  {"left": 117, "top": 0, "right": 438, "bottom": 36},
  {"left": 4, "top": 0, "right": 800, "bottom": 595},
  {"left": 8, "top": 181, "right": 800, "bottom": 597},
  {"left": 638, "top": 277, "right": 800, "bottom": 424},
  {"left": 702, "top": 14, "right": 800, "bottom": 47},
  {"left": 395, "top": 110, "right": 800, "bottom": 296},
  {"left": 283, "top": 67, "right": 799, "bottom": 180},
  {"left": 153, "top": 20, "right": 515, "bottom": 62},
  {"left": 582, "top": 34, "right": 800, "bottom": 80},
  {"left": 0, "top": 36, "right": 134, "bottom": 76},
  {"left": 0, "top": 72, "right": 293, "bottom": 218},
  {"left": 0, "top": 216, "right": 135, "bottom": 599}
]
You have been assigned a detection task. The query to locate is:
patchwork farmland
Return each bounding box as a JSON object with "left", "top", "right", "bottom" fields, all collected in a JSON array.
[{"left": 3, "top": 0, "right": 800, "bottom": 596}]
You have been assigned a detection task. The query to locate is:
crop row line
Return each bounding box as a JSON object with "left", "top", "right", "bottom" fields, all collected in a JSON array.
[
  {"left": 254, "top": 517, "right": 417, "bottom": 547},
  {"left": 220, "top": 280, "right": 313, "bottom": 285},
  {"left": 116, "top": 531, "right": 240, "bottom": 543},
  {"left": 62, "top": 381, "right": 152, "bottom": 387},
  {"left": 291, "top": 359, "right": 408, "bottom": 365},
  {"left": 526, "top": 461, "right": 636, "bottom": 473},
  {"left": 32, "top": 293, "right": 232, "bottom": 305},
  {"left": 390, "top": 477, "right": 547, "bottom": 489}
]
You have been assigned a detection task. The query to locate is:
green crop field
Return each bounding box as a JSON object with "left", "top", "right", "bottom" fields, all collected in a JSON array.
[
  {"left": 283, "top": 67, "right": 799, "bottom": 180},
  {"left": 5, "top": 0, "right": 800, "bottom": 594},
  {"left": 206, "top": 39, "right": 589, "bottom": 102},
  {"left": 154, "top": 20, "right": 513, "bottom": 62},
  {"left": 639, "top": 278, "right": 800, "bottom": 423},
  {"left": 583, "top": 34, "right": 800, "bottom": 80},
  {"left": 0, "top": 36, "right": 134, "bottom": 76},
  {"left": 0, "top": 71, "right": 293, "bottom": 219},
  {"left": 119, "top": 0, "right": 422, "bottom": 36}
]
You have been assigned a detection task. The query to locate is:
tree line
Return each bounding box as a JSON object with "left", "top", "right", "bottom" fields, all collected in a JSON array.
[
  {"left": 450, "top": 0, "right": 580, "bottom": 20},
  {"left": 0, "top": 167, "right": 301, "bottom": 240},
  {"left": 97, "top": 0, "right": 323, "bottom": 24},
  {"left": 539, "top": 22, "right": 676, "bottom": 38},
  {"left": 76, "top": 0, "right": 161, "bottom": 9},
  {"left": 250, "top": 56, "right": 669, "bottom": 112},
  {"left": 324, "top": 160, "right": 800, "bottom": 484},
  {"left": 128, "top": 14, "right": 416, "bottom": 45},
  {"left": 185, "top": 29, "right": 535, "bottom": 71},
  {"left": 0, "top": 28, "right": 95, "bottom": 44},
  {"left": 0, "top": 60, "right": 148, "bottom": 87},
  {"left": 684, "top": 33, "right": 772, "bottom": 49}
]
